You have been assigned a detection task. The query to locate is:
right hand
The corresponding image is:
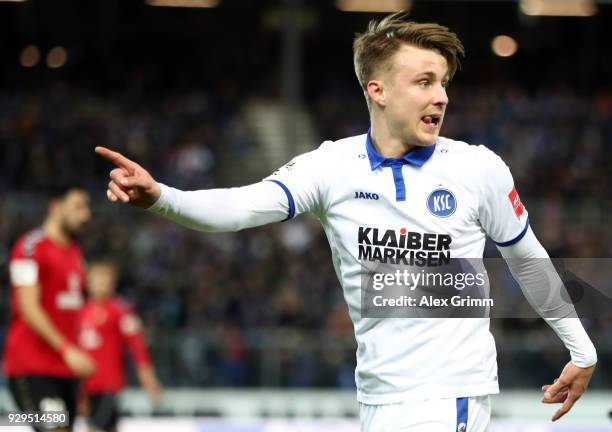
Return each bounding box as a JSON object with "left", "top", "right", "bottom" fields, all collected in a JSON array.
[
  {"left": 95, "top": 146, "right": 161, "bottom": 209},
  {"left": 63, "top": 346, "right": 96, "bottom": 378}
]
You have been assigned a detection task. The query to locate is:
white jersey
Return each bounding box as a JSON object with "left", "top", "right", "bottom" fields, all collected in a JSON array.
[{"left": 263, "top": 132, "right": 530, "bottom": 404}]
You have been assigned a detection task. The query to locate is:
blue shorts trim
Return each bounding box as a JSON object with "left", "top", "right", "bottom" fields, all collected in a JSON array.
[{"left": 456, "top": 397, "right": 468, "bottom": 431}]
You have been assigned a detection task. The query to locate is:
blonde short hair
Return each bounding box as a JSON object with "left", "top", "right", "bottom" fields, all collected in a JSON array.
[{"left": 353, "top": 13, "right": 465, "bottom": 107}]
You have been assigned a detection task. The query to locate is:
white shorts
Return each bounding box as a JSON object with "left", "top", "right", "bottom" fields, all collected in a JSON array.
[{"left": 359, "top": 395, "right": 491, "bottom": 432}]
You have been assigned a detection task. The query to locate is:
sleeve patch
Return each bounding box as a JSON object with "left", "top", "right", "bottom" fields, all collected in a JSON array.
[
  {"left": 9, "top": 259, "right": 39, "bottom": 286},
  {"left": 508, "top": 186, "right": 524, "bottom": 220}
]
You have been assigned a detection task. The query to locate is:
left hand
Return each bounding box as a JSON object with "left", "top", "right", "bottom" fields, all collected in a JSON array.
[
  {"left": 144, "top": 378, "right": 164, "bottom": 403},
  {"left": 541, "top": 361, "right": 595, "bottom": 421},
  {"left": 138, "top": 365, "right": 164, "bottom": 403}
]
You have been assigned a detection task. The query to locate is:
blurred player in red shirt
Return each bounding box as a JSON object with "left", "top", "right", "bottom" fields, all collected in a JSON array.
[
  {"left": 79, "top": 260, "right": 163, "bottom": 432},
  {"left": 4, "top": 185, "right": 95, "bottom": 432}
]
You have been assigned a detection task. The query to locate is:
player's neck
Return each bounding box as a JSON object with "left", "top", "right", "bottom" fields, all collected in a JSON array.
[
  {"left": 42, "top": 219, "right": 71, "bottom": 246},
  {"left": 370, "top": 119, "right": 416, "bottom": 158}
]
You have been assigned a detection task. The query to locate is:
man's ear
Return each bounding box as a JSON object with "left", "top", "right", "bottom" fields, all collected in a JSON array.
[{"left": 367, "top": 79, "right": 386, "bottom": 107}]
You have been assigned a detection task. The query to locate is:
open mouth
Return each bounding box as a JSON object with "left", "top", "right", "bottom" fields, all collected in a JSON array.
[{"left": 421, "top": 115, "right": 441, "bottom": 127}]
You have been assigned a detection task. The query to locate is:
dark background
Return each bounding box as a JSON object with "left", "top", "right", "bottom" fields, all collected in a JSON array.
[{"left": 0, "top": 0, "right": 610, "bottom": 389}]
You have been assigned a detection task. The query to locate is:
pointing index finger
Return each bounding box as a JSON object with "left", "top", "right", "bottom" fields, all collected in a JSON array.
[
  {"left": 95, "top": 146, "right": 137, "bottom": 172},
  {"left": 552, "top": 392, "right": 578, "bottom": 421}
]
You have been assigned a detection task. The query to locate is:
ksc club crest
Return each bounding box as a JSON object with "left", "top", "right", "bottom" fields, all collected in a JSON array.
[{"left": 427, "top": 188, "right": 457, "bottom": 217}]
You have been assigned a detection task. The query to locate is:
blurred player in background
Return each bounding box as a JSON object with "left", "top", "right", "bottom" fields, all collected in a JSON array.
[
  {"left": 95, "top": 13, "right": 597, "bottom": 432},
  {"left": 3, "top": 185, "right": 95, "bottom": 432},
  {"left": 79, "top": 260, "right": 163, "bottom": 432}
]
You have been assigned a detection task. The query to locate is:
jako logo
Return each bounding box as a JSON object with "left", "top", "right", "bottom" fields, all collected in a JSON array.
[
  {"left": 427, "top": 188, "right": 456, "bottom": 217},
  {"left": 354, "top": 191, "right": 379, "bottom": 200}
]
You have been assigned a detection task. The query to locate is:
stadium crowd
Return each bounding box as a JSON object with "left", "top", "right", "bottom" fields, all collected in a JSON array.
[{"left": 1, "top": 78, "right": 610, "bottom": 389}]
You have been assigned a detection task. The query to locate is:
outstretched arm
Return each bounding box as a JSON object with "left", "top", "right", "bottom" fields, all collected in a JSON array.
[
  {"left": 96, "top": 147, "right": 289, "bottom": 231},
  {"left": 498, "top": 227, "right": 596, "bottom": 422}
]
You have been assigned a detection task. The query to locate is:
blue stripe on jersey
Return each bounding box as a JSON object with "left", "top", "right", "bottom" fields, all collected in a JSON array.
[
  {"left": 266, "top": 179, "right": 295, "bottom": 221},
  {"left": 388, "top": 162, "right": 406, "bottom": 202},
  {"left": 494, "top": 218, "right": 530, "bottom": 247},
  {"left": 456, "top": 397, "right": 468, "bottom": 431},
  {"left": 365, "top": 129, "right": 435, "bottom": 202}
]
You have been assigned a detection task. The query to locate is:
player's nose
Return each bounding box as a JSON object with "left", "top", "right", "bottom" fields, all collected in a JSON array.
[{"left": 433, "top": 85, "right": 449, "bottom": 107}]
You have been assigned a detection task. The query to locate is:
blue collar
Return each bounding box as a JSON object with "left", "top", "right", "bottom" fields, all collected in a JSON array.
[{"left": 365, "top": 129, "right": 436, "bottom": 171}]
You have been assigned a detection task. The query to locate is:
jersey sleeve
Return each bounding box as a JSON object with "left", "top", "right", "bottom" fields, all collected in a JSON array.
[
  {"left": 9, "top": 232, "right": 44, "bottom": 287},
  {"left": 117, "top": 303, "right": 151, "bottom": 367},
  {"left": 262, "top": 142, "right": 332, "bottom": 219},
  {"left": 477, "top": 147, "right": 529, "bottom": 246},
  {"left": 148, "top": 181, "right": 289, "bottom": 232}
]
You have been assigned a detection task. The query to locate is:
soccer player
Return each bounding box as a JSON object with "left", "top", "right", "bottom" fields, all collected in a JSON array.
[
  {"left": 96, "top": 13, "right": 597, "bottom": 431},
  {"left": 4, "top": 185, "right": 95, "bottom": 432},
  {"left": 79, "top": 260, "right": 163, "bottom": 432}
]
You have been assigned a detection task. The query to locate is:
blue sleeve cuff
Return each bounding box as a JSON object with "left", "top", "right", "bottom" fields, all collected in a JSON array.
[
  {"left": 494, "top": 218, "right": 530, "bottom": 247},
  {"left": 266, "top": 179, "right": 295, "bottom": 221}
]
